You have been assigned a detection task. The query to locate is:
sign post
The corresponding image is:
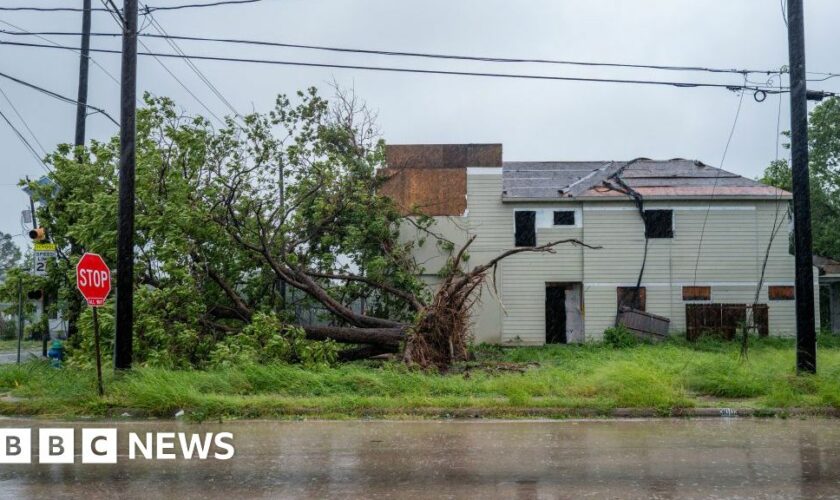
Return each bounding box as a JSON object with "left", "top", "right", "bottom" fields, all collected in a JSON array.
[
  {"left": 32, "top": 242, "right": 57, "bottom": 276},
  {"left": 76, "top": 253, "right": 111, "bottom": 396}
]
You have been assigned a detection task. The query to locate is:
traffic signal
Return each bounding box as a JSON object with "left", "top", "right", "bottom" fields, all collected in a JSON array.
[
  {"left": 28, "top": 227, "right": 46, "bottom": 241},
  {"left": 27, "top": 290, "right": 43, "bottom": 300}
]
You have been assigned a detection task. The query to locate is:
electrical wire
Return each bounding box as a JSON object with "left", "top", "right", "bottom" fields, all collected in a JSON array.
[
  {"left": 692, "top": 77, "right": 748, "bottom": 285},
  {"left": 0, "top": 84, "right": 47, "bottom": 155},
  {"left": 0, "top": 107, "right": 50, "bottom": 173},
  {"left": 0, "top": 39, "right": 796, "bottom": 95},
  {"left": 0, "top": 19, "right": 121, "bottom": 87},
  {"left": 0, "top": 70, "right": 119, "bottom": 126},
  {"left": 137, "top": 37, "right": 226, "bottom": 124},
  {"left": 0, "top": 1, "right": 264, "bottom": 13},
  {"left": 143, "top": 0, "right": 264, "bottom": 12},
  {"left": 96, "top": 0, "right": 227, "bottom": 123},
  {"left": 1, "top": 29, "right": 827, "bottom": 79},
  {"left": 145, "top": 12, "right": 241, "bottom": 118}
]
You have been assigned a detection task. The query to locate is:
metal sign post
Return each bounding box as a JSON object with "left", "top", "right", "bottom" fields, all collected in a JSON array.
[{"left": 76, "top": 253, "right": 112, "bottom": 396}]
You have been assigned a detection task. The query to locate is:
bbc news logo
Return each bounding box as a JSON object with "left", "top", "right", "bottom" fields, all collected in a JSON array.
[{"left": 0, "top": 429, "right": 235, "bottom": 463}]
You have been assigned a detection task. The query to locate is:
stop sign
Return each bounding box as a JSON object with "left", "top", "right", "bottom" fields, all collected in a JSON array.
[{"left": 76, "top": 253, "right": 112, "bottom": 307}]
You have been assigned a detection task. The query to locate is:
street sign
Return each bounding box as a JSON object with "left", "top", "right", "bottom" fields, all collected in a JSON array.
[
  {"left": 76, "top": 253, "right": 111, "bottom": 307},
  {"left": 33, "top": 242, "right": 57, "bottom": 276}
]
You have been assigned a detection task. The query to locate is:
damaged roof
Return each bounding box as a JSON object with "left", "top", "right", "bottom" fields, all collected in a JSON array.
[{"left": 502, "top": 159, "right": 790, "bottom": 201}]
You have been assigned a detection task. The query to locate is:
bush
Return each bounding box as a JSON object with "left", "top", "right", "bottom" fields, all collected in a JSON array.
[
  {"left": 603, "top": 325, "right": 638, "bottom": 348},
  {"left": 0, "top": 317, "right": 16, "bottom": 340}
]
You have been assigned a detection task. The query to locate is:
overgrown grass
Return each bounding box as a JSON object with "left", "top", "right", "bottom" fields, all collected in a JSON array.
[{"left": 1, "top": 335, "right": 839, "bottom": 419}]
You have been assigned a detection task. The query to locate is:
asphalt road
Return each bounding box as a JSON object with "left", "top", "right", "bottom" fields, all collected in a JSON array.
[
  {"left": 0, "top": 350, "right": 40, "bottom": 365},
  {"left": 0, "top": 418, "right": 838, "bottom": 499}
]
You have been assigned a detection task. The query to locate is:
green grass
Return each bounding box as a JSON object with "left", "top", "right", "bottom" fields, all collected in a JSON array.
[
  {"left": 0, "top": 339, "right": 40, "bottom": 352},
  {"left": 1, "top": 335, "right": 840, "bottom": 420}
]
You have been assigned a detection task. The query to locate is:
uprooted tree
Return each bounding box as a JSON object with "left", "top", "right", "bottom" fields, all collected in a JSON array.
[{"left": 29, "top": 88, "right": 586, "bottom": 369}]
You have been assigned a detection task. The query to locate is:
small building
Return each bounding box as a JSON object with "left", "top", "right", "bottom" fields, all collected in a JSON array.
[
  {"left": 815, "top": 255, "right": 840, "bottom": 334},
  {"left": 382, "top": 143, "right": 820, "bottom": 344}
]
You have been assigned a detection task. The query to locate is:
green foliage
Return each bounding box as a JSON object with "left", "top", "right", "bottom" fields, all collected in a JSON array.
[
  {"left": 208, "top": 313, "right": 338, "bottom": 368},
  {"left": 20, "top": 88, "right": 427, "bottom": 368},
  {"left": 0, "top": 231, "right": 21, "bottom": 277},
  {"left": 762, "top": 96, "right": 840, "bottom": 260},
  {"left": 603, "top": 325, "right": 638, "bottom": 348}
]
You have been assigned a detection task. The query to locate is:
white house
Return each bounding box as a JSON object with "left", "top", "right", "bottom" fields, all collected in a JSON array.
[{"left": 382, "top": 144, "right": 819, "bottom": 344}]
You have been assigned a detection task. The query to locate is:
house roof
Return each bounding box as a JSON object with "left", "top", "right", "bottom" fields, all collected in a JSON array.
[{"left": 501, "top": 159, "right": 790, "bottom": 201}]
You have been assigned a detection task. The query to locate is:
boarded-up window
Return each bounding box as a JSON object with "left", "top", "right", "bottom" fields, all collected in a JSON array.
[
  {"left": 686, "top": 304, "right": 769, "bottom": 341},
  {"left": 683, "top": 286, "right": 711, "bottom": 301},
  {"left": 617, "top": 286, "right": 646, "bottom": 311},
  {"left": 769, "top": 285, "right": 795, "bottom": 300},
  {"left": 553, "top": 210, "right": 575, "bottom": 226},
  {"left": 514, "top": 211, "right": 536, "bottom": 247},
  {"left": 643, "top": 210, "right": 674, "bottom": 238}
]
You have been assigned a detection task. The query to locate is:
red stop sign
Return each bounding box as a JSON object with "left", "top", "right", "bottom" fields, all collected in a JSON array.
[{"left": 76, "top": 253, "right": 112, "bottom": 307}]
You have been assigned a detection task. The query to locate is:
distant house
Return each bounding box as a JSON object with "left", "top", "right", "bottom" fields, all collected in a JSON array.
[{"left": 381, "top": 143, "right": 820, "bottom": 344}]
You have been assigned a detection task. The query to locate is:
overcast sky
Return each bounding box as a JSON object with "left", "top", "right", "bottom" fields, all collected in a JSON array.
[{"left": 1, "top": 0, "right": 839, "bottom": 252}]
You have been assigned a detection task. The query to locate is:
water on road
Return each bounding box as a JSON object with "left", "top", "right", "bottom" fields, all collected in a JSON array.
[{"left": 1, "top": 418, "right": 839, "bottom": 499}]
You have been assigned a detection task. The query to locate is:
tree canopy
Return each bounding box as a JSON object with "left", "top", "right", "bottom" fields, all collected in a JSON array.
[{"left": 761, "top": 96, "right": 840, "bottom": 260}]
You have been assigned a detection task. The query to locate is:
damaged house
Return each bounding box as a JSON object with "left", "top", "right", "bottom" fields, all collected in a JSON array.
[{"left": 381, "top": 143, "right": 820, "bottom": 344}]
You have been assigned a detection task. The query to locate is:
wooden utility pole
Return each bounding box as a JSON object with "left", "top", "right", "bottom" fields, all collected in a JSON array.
[
  {"left": 115, "top": 0, "right": 138, "bottom": 370},
  {"left": 74, "top": 0, "right": 92, "bottom": 147},
  {"left": 67, "top": 0, "right": 93, "bottom": 341},
  {"left": 787, "top": 0, "right": 817, "bottom": 373}
]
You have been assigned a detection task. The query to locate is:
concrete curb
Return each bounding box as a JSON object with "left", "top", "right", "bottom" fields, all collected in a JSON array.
[{"left": 3, "top": 406, "right": 839, "bottom": 421}]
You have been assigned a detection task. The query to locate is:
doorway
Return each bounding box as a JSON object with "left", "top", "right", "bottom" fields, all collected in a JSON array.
[
  {"left": 546, "top": 285, "right": 566, "bottom": 343},
  {"left": 546, "top": 283, "right": 584, "bottom": 344}
]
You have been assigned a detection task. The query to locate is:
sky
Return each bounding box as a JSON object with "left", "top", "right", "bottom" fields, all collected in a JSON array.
[{"left": 1, "top": 0, "right": 839, "bottom": 254}]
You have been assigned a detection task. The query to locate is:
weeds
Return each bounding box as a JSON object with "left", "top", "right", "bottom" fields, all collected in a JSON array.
[{"left": 0, "top": 336, "right": 838, "bottom": 419}]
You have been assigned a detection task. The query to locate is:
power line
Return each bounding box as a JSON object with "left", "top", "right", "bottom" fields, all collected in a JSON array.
[
  {"left": 0, "top": 20, "right": 121, "bottom": 87},
  {"left": 0, "top": 29, "right": 825, "bottom": 78},
  {"left": 0, "top": 39, "right": 796, "bottom": 95},
  {"left": 0, "top": 70, "right": 119, "bottom": 126},
  {"left": 143, "top": 0, "right": 264, "bottom": 12},
  {"left": 692, "top": 78, "right": 748, "bottom": 285},
  {"left": 98, "top": 0, "right": 223, "bottom": 119},
  {"left": 145, "top": 12, "right": 241, "bottom": 118},
  {"left": 137, "top": 37, "right": 226, "bottom": 124},
  {"left": 0, "top": 1, "right": 264, "bottom": 13},
  {"left": 0, "top": 107, "right": 51, "bottom": 173},
  {"left": 0, "top": 84, "right": 47, "bottom": 155}
]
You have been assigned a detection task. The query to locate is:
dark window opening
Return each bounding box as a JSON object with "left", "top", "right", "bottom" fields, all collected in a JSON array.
[
  {"left": 553, "top": 210, "right": 575, "bottom": 226},
  {"left": 545, "top": 285, "right": 567, "bottom": 344},
  {"left": 514, "top": 211, "right": 536, "bottom": 247},
  {"left": 643, "top": 210, "right": 673, "bottom": 238},
  {"left": 683, "top": 286, "right": 711, "bottom": 301},
  {"left": 617, "top": 286, "right": 646, "bottom": 311},
  {"left": 769, "top": 285, "right": 795, "bottom": 300}
]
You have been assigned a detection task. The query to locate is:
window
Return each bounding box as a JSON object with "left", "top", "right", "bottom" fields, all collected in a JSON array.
[
  {"left": 514, "top": 211, "right": 536, "bottom": 247},
  {"left": 643, "top": 210, "right": 673, "bottom": 238},
  {"left": 683, "top": 286, "right": 711, "bottom": 301},
  {"left": 769, "top": 285, "right": 795, "bottom": 300},
  {"left": 553, "top": 210, "right": 575, "bottom": 226},
  {"left": 617, "top": 286, "right": 646, "bottom": 311}
]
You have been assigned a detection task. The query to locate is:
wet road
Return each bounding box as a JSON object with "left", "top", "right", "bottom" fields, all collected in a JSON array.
[
  {"left": 1, "top": 418, "right": 839, "bottom": 499},
  {"left": 0, "top": 351, "right": 39, "bottom": 365}
]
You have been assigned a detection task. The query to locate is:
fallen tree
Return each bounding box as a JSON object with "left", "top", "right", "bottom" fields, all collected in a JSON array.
[{"left": 29, "top": 87, "right": 594, "bottom": 369}]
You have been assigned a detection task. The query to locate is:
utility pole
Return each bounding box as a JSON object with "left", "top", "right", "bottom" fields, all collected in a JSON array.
[
  {"left": 115, "top": 0, "right": 138, "bottom": 370},
  {"left": 67, "top": 0, "right": 92, "bottom": 341},
  {"left": 74, "top": 0, "right": 92, "bottom": 148},
  {"left": 24, "top": 176, "right": 48, "bottom": 358},
  {"left": 787, "top": 0, "right": 817, "bottom": 374}
]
